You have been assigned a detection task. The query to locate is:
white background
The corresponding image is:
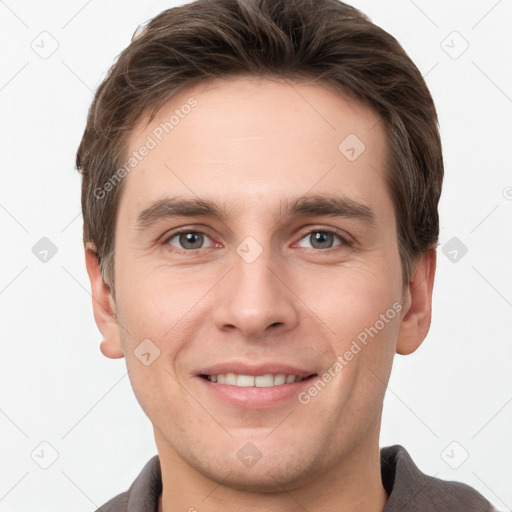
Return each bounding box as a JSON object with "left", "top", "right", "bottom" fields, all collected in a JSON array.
[{"left": 1, "top": 0, "right": 511, "bottom": 510}]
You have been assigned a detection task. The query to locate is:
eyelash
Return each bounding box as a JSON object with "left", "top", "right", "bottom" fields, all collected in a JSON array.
[{"left": 161, "top": 227, "right": 352, "bottom": 253}]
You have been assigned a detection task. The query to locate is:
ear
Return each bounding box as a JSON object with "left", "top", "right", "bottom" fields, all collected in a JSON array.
[
  {"left": 84, "top": 244, "right": 124, "bottom": 359},
  {"left": 396, "top": 249, "right": 436, "bottom": 355}
]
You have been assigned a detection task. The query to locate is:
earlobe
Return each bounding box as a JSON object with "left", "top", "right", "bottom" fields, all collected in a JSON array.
[
  {"left": 84, "top": 244, "right": 124, "bottom": 359},
  {"left": 396, "top": 249, "right": 436, "bottom": 356}
]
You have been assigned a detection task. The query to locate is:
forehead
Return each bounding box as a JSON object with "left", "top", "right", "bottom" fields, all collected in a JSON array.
[{"left": 119, "top": 76, "right": 392, "bottom": 223}]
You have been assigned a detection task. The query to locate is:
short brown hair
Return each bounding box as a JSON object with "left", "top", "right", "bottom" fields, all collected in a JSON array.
[{"left": 76, "top": 0, "right": 443, "bottom": 295}]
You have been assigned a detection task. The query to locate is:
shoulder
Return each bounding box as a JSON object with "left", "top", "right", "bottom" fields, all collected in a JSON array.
[
  {"left": 95, "top": 491, "right": 129, "bottom": 512},
  {"left": 381, "top": 445, "right": 497, "bottom": 512},
  {"left": 94, "top": 455, "right": 162, "bottom": 512}
]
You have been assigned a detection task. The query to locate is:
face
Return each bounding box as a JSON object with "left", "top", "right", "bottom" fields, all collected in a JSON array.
[{"left": 88, "top": 76, "right": 434, "bottom": 492}]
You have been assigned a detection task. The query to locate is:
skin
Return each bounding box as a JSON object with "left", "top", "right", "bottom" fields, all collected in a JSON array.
[{"left": 85, "top": 76, "right": 436, "bottom": 512}]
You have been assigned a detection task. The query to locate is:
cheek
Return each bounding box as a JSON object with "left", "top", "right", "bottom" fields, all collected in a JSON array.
[
  {"left": 301, "top": 261, "right": 400, "bottom": 337},
  {"left": 298, "top": 263, "right": 402, "bottom": 404},
  {"left": 117, "top": 264, "right": 198, "bottom": 338},
  {"left": 307, "top": 270, "right": 401, "bottom": 418},
  {"left": 115, "top": 266, "right": 211, "bottom": 393},
  {"left": 113, "top": 271, "right": 175, "bottom": 396}
]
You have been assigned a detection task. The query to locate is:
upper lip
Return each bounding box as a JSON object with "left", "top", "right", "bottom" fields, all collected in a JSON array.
[{"left": 197, "top": 362, "right": 317, "bottom": 378}]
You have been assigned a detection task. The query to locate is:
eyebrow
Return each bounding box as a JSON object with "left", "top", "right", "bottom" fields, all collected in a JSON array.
[{"left": 135, "top": 194, "right": 376, "bottom": 231}]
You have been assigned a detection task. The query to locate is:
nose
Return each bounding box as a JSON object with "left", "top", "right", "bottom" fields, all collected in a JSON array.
[{"left": 212, "top": 244, "right": 299, "bottom": 340}]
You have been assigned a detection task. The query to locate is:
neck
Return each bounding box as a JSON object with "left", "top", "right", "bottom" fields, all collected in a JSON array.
[
  {"left": 155, "top": 418, "right": 387, "bottom": 512},
  {"left": 155, "top": 417, "right": 388, "bottom": 512}
]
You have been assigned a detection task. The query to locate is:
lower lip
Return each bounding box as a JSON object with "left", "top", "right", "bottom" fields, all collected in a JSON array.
[{"left": 196, "top": 376, "right": 316, "bottom": 409}]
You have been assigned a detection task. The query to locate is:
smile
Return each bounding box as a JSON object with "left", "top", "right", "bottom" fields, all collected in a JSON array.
[{"left": 202, "top": 373, "right": 316, "bottom": 387}]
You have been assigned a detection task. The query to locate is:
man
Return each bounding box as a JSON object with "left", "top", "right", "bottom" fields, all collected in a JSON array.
[{"left": 76, "top": 0, "right": 496, "bottom": 510}]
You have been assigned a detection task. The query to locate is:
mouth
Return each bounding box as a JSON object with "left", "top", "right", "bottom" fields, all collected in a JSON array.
[
  {"left": 196, "top": 371, "right": 319, "bottom": 409},
  {"left": 200, "top": 373, "right": 318, "bottom": 387},
  {"left": 195, "top": 362, "right": 319, "bottom": 408}
]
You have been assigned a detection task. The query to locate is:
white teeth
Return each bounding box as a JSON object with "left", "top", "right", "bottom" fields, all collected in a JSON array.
[
  {"left": 225, "top": 373, "right": 237, "bottom": 385},
  {"left": 206, "top": 373, "right": 305, "bottom": 387},
  {"left": 236, "top": 375, "right": 255, "bottom": 387},
  {"left": 255, "top": 374, "right": 274, "bottom": 387},
  {"left": 273, "top": 374, "right": 286, "bottom": 385}
]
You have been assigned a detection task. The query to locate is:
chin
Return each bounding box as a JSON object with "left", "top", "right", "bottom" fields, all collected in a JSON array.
[{"left": 186, "top": 443, "right": 328, "bottom": 494}]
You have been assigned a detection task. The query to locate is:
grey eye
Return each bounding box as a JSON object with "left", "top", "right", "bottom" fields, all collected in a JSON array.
[
  {"left": 169, "top": 232, "right": 206, "bottom": 250},
  {"left": 297, "top": 231, "right": 342, "bottom": 250}
]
